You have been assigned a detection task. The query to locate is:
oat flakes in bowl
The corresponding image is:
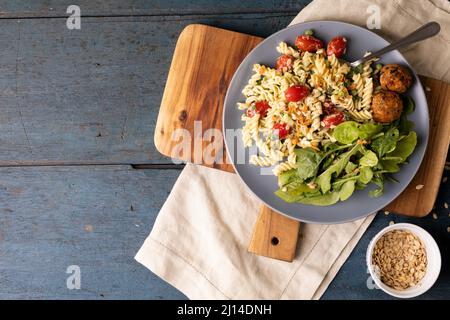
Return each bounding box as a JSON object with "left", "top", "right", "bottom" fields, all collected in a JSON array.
[
  {"left": 372, "top": 229, "right": 427, "bottom": 290},
  {"left": 366, "top": 223, "right": 441, "bottom": 298}
]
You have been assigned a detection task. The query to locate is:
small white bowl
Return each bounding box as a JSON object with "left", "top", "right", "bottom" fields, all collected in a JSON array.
[{"left": 366, "top": 223, "right": 441, "bottom": 298}]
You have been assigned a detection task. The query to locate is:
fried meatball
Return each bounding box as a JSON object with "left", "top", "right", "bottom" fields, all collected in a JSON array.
[
  {"left": 380, "top": 64, "right": 413, "bottom": 93},
  {"left": 371, "top": 90, "right": 403, "bottom": 123}
]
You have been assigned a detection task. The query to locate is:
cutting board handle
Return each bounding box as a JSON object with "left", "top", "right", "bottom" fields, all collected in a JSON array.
[{"left": 248, "top": 205, "right": 300, "bottom": 262}]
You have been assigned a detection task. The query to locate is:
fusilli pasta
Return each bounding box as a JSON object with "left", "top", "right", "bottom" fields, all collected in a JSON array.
[{"left": 238, "top": 39, "right": 379, "bottom": 172}]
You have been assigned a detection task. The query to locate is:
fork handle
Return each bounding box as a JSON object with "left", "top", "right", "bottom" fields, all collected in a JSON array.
[{"left": 351, "top": 22, "right": 440, "bottom": 67}]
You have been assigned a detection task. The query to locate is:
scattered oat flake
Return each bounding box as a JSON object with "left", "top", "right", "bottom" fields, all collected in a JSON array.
[
  {"left": 415, "top": 184, "right": 424, "bottom": 190},
  {"left": 425, "top": 86, "right": 431, "bottom": 91},
  {"left": 443, "top": 177, "right": 448, "bottom": 183},
  {"left": 432, "top": 213, "right": 438, "bottom": 220},
  {"left": 389, "top": 221, "right": 395, "bottom": 226},
  {"left": 384, "top": 210, "right": 390, "bottom": 215},
  {"left": 445, "top": 202, "right": 449, "bottom": 209},
  {"left": 447, "top": 227, "right": 450, "bottom": 233}
]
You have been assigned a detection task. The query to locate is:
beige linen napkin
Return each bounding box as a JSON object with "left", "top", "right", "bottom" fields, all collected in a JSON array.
[{"left": 136, "top": 0, "right": 450, "bottom": 299}]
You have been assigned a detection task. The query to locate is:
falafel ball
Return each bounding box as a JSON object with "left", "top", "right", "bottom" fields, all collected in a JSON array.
[
  {"left": 371, "top": 90, "right": 403, "bottom": 123},
  {"left": 380, "top": 64, "right": 413, "bottom": 93}
]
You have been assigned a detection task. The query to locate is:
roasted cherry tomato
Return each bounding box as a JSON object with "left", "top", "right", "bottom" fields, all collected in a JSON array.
[
  {"left": 295, "top": 35, "right": 324, "bottom": 52},
  {"left": 273, "top": 123, "right": 290, "bottom": 139},
  {"left": 246, "top": 100, "right": 270, "bottom": 117},
  {"left": 285, "top": 85, "right": 309, "bottom": 102},
  {"left": 323, "top": 112, "right": 345, "bottom": 128},
  {"left": 276, "top": 54, "right": 294, "bottom": 72},
  {"left": 327, "top": 36, "right": 347, "bottom": 58},
  {"left": 255, "top": 101, "right": 270, "bottom": 116}
]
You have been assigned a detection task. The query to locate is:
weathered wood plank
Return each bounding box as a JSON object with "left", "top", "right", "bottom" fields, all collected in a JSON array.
[
  {"left": 0, "top": 165, "right": 186, "bottom": 299},
  {"left": 0, "top": 1, "right": 310, "bottom": 18},
  {"left": 0, "top": 15, "right": 295, "bottom": 165},
  {"left": 0, "top": 164, "right": 447, "bottom": 299}
]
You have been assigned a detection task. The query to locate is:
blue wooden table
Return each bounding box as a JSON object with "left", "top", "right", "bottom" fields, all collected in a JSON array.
[{"left": 0, "top": 0, "right": 448, "bottom": 299}]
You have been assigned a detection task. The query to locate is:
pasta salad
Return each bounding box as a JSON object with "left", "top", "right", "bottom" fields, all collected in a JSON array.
[{"left": 238, "top": 30, "right": 417, "bottom": 206}]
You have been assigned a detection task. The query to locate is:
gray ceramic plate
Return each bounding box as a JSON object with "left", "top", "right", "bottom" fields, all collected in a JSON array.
[{"left": 223, "top": 21, "right": 429, "bottom": 224}]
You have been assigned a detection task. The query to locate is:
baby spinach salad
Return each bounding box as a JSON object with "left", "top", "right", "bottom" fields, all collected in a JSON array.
[{"left": 275, "top": 98, "right": 417, "bottom": 206}]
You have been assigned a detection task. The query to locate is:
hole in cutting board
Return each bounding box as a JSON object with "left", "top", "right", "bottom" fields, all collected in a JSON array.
[{"left": 271, "top": 237, "right": 279, "bottom": 246}]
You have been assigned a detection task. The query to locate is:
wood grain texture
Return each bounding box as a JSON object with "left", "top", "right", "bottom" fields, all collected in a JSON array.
[
  {"left": 0, "top": 15, "right": 296, "bottom": 165},
  {"left": 157, "top": 24, "right": 299, "bottom": 262},
  {"left": 0, "top": 165, "right": 186, "bottom": 299},
  {"left": 0, "top": 0, "right": 309, "bottom": 18},
  {"left": 155, "top": 24, "right": 450, "bottom": 218},
  {"left": 156, "top": 24, "right": 263, "bottom": 172},
  {"left": 248, "top": 206, "right": 300, "bottom": 262}
]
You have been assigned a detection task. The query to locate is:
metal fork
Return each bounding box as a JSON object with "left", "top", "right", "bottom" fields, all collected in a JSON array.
[{"left": 350, "top": 22, "right": 441, "bottom": 67}]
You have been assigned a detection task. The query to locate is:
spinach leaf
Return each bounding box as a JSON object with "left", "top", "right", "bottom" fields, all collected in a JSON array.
[
  {"left": 355, "top": 181, "right": 367, "bottom": 190},
  {"left": 332, "top": 175, "right": 359, "bottom": 189},
  {"left": 386, "top": 131, "right": 417, "bottom": 163},
  {"left": 320, "top": 143, "right": 353, "bottom": 170},
  {"left": 294, "top": 148, "right": 322, "bottom": 180},
  {"left": 339, "top": 180, "right": 356, "bottom": 201},
  {"left": 322, "top": 142, "right": 341, "bottom": 152},
  {"left": 359, "top": 166, "right": 373, "bottom": 184},
  {"left": 296, "top": 191, "right": 341, "bottom": 206},
  {"left": 333, "top": 121, "right": 360, "bottom": 144},
  {"left": 358, "top": 122, "right": 383, "bottom": 140},
  {"left": 359, "top": 150, "right": 378, "bottom": 167},
  {"left": 369, "top": 173, "right": 385, "bottom": 197},
  {"left": 345, "top": 161, "right": 357, "bottom": 174},
  {"left": 296, "top": 180, "right": 355, "bottom": 205},
  {"left": 379, "top": 160, "right": 400, "bottom": 173},
  {"left": 382, "top": 156, "right": 404, "bottom": 162},
  {"left": 332, "top": 165, "right": 374, "bottom": 188},
  {"left": 278, "top": 169, "right": 301, "bottom": 187},
  {"left": 371, "top": 127, "right": 399, "bottom": 158},
  {"left": 322, "top": 143, "right": 353, "bottom": 154},
  {"left": 274, "top": 182, "right": 317, "bottom": 203},
  {"left": 332, "top": 173, "right": 358, "bottom": 190},
  {"left": 321, "top": 156, "right": 335, "bottom": 170},
  {"left": 398, "top": 117, "right": 415, "bottom": 135},
  {"left": 316, "top": 144, "right": 362, "bottom": 193},
  {"left": 403, "top": 96, "right": 415, "bottom": 115}
]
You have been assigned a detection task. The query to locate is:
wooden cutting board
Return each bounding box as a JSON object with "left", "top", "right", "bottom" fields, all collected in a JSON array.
[{"left": 155, "top": 24, "right": 450, "bottom": 261}]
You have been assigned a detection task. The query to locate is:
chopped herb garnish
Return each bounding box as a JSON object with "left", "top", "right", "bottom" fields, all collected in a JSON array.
[{"left": 350, "top": 64, "right": 364, "bottom": 75}]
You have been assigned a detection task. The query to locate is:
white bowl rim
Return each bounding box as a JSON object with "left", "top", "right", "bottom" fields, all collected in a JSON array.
[{"left": 366, "top": 223, "right": 441, "bottom": 298}]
